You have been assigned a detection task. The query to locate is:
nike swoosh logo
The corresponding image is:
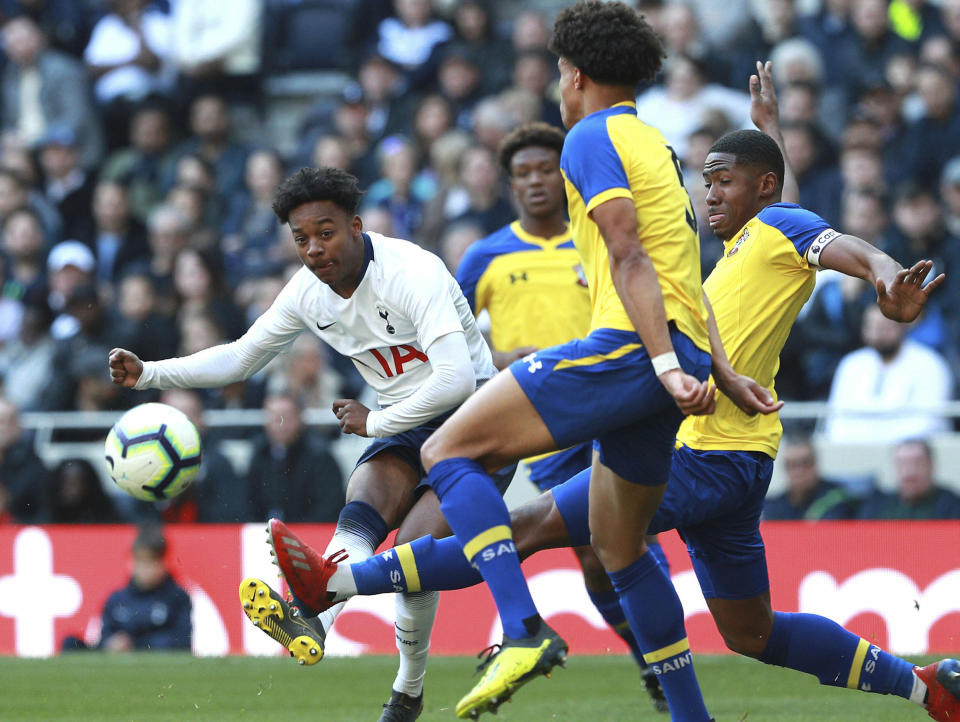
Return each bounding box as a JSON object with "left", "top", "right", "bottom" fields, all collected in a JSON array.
[{"left": 317, "top": 321, "right": 336, "bottom": 330}]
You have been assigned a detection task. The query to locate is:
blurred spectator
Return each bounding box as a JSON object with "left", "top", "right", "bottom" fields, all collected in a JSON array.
[
  {"left": 447, "top": 144, "right": 513, "bottom": 236},
  {"left": 82, "top": 524, "right": 190, "bottom": 650},
  {"left": 941, "top": 0, "right": 960, "bottom": 46},
  {"left": 439, "top": 220, "right": 483, "bottom": 274},
  {"left": 436, "top": 43, "right": 484, "bottom": 132},
  {"left": 375, "top": 0, "right": 452, "bottom": 90},
  {"left": 1, "top": 16, "right": 104, "bottom": 167},
  {"left": 510, "top": 9, "right": 549, "bottom": 53},
  {"left": 471, "top": 92, "right": 533, "bottom": 154},
  {"left": 141, "top": 203, "right": 191, "bottom": 311},
  {"left": 112, "top": 271, "right": 178, "bottom": 362},
  {"left": 83, "top": 0, "right": 171, "bottom": 107},
  {"left": 172, "top": 248, "right": 244, "bottom": 340},
  {"left": 826, "top": 305, "right": 953, "bottom": 442},
  {"left": 857, "top": 439, "right": 960, "bottom": 519},
  {"left": 355, "top": 53, "right": 408, "bottom": 140},
  {"left": 799, "top": 0, "right": 856, "bottom": 65},
  {"left": 46, "top": 240, "right": 96, "bottom": 339},
  {"left": 881, "top": 183, "right": 960, "bottom": 351},
  {"left": 686, "top": 0, "right": 754, "bottom": 55},
  {"left": 165, "top": 183, "right": 219, "bottom": 250},
  {"left": 37, "top": 125, "right": 94, "bottom": 242},
  {"left": 0, "top": 304, "right": 56, "bottom": 411},
  {"left": 311, "top": 134, "right": 353, "bottom": 173},
  {"left": 157, "top": 389, "right": 245, "bottom": 523},
  {"left": 0, "top": 396, "right": 46, "bottom": 521},
  {"left": 247, "top": 393, "right": 345, "bottom": 523},
  {"left": 411, "top": 93, "right": 453, "bottom": 159},
  {"left": 0, "top": 0, "right": 92, "bottom": 57},
  {"left": 170, "top": 0, "right": 262, "bottom": 105},
  {"left": 901, "top": 63, "right": 960, "bottom": 187},
  {"left": 941, "top": 157, "right": 960, "bottom": 238},
  {"left": 101, "top": 102, "right": 177, "bottom": 224},
  {"left": 1, "top": 206, "right": 49, "bottom": 324},
  {"left": 0, "top": 166, "right": 61, "bottom": 243},
  {"left": 726, "top": 0, "right": 801, "bottom": 91},
  {"left": 835, "top": 0, "right": 912, "bottom": 100},
  {"left": 265, "top": 335, "right": 343, "bottom": 412},
  {"left": 168, "top": 94, "right": 249, "bottom": 202},
  {"left": 451, "top": 0, "right": 511, "bottom": 94},
  {"left": 782, "top": 121, "right": 841, "bottom": 225},
  {"left": 509, "top": 49, "right": 562, "bottom": 128},
  {"left": 889, "top": 0, "right": 944, "bottom": 45},
  {"left": 78, "top": 181, "right": 150, "bottom": 284},
  {"left": 222, "top": 149, "right": 289, "bottom": 283},
  {"left": 367, "top": 134, "right": 434, "bottom": 241},
  {"left": 636, "top": 54, "right": 751, "bottom": 157},
  {"left": 45, "top": 457, "right": 119, "bottom": 523},
  {"left": 763, "top": 436, "right": 856, "bottom": 520},
  {"left": 43, "top": 283, "right": 125, "bottom": 410}
]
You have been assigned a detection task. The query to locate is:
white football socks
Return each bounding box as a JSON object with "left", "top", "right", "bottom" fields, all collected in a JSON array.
[
  {"left": 392, "top": 590, "right": 439, "bottom": 697},
  {"left": 316, "top": 527, "right": 375, "bottom": 633}
]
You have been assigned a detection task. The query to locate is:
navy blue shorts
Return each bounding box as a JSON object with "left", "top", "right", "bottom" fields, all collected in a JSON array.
[
  {"left": 552, "top": 444, "right": 774, "bottom": 600},
  {"left": 526, "top": 443, "right": 592, "bottom": 492},
  {"left": 356, "top": 409, "right": 515, "bottom": 495},
  {"left": 509, "top": 326, "right": 711, "bottom": 486}
]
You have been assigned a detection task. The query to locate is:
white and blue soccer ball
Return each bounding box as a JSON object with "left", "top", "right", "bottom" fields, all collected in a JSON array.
[{"left": 104, "top": 402, "right": 202, "bottom": 501}]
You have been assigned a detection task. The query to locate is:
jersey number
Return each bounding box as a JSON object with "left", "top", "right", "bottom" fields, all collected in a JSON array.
[
  {"left": 369, "top": 345, "right": 428, "bottom": 378},
  {"left": 667, "top": 145, "right": 699, "bottom": 234}
]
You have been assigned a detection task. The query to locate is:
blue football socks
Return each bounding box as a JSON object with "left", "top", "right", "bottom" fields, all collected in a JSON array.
[
  {"left": 429, "top": 457, "right": 540, "bottom": 639},
  {"left": 760, "top": 612, "right": 916, "bottom": 698},
  {"left": 609, "top": 549, "right": 710, "bottom": 722},
  {"left": 352, "top": 534, "right": 483, "bottom": 595}
]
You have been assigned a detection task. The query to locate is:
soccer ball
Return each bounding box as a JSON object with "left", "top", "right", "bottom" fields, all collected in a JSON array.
[{"left": 104, "top": 402, "right": 202, "bottom": 501}]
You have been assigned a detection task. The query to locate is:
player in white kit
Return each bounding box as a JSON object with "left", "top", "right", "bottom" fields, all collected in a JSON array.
[{"left": 108, "top": 167, "right": 505, "bottom": 722}]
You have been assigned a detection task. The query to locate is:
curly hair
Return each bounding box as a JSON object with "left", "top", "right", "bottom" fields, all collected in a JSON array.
[
  {"left": 708, "top": 130, "right": 785, "bottom": 191},
  {"left": 272, "top": 167, "right": 364, "bottom": 223},
  {"left": 549, "top": 1, "right": 665, "bottom": 87},
  {"left": 498, "top": 122, "right": 566, "bottom": 175}
]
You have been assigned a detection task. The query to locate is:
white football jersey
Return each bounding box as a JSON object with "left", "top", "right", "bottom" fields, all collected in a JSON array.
[{"left": 242, "top": 232, "right": 496, "bottom": 406}]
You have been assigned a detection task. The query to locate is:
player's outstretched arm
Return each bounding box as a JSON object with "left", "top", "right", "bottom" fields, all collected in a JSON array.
[
  {"left": 819, "top": 235, "right": 945, "bottom": 323},
  {"left": 108, "top": 348, "right": 144, "bottom": 388},
  {"left": 750, "top": 60, "right": 799, "bottom": 205},
  {"left": 592, "top": 197, "right": 714, "bottom": 415},
  {"left": 702, "top": 293, "right": 783, "bottom": 416}
]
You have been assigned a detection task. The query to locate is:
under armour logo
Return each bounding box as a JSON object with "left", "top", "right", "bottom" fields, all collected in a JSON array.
[
  {"left": 510, "top": 272, "right": 528, "bottom": 284},
  {"left": 378, "top": 307, "right": 396, "bottom": 334},
  {"left": 522, "top": 352, "right": 541, "bottom": 374}
]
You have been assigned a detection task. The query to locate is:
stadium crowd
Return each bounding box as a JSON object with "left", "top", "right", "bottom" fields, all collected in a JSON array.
[{"left": 0, "top": 0, "right": 958, "bottom": 524}]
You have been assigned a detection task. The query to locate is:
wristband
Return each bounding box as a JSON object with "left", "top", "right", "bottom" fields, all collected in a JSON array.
[{"left": 651, "top": 351, "right": 680, "bottom": 376}]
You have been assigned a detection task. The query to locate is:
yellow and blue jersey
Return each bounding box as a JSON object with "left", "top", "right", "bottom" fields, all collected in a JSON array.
[
  {"left": 678, "top": 203, "right": 835, "bottom": 457},
  {"left": 458, "top": 220, "right": 593, "bottom": 490},
  {"left": 559, "top": 101, "right": 709, "bottom": 353},
  {"left": 457, "top": 220, "right": 591, "bottom": 352}
]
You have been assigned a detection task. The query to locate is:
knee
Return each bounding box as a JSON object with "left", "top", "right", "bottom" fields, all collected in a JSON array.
[
  {"left": 420, "top": 434, "right": 444, "bottom": 472},
  {"left": 573, "top": 546, "right": 611, "bottom": 591},
  {"left": 716, "top": 619, "right": 772, "bottom": 659}
]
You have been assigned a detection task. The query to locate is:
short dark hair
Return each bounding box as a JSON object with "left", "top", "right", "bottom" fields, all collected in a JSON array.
[
  {"left": 498, "top": 122, "right": 565, "bottom": 174},
  {"left": 709, "top": 129, "right": 785, "bottom": 192},
  {"left": 549, "top": 1, "right": 665, "bottom": 87},
  {"left": 272, "top": 167, "right": 364, "bottom": 223},
  {"left": 133, "top": 523, "right": 167, "bottom": 558}
]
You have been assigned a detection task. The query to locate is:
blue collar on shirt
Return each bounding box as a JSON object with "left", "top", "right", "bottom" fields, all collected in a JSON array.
[{"left": 355, "top": 232, "right": 374, "bottom": 286}]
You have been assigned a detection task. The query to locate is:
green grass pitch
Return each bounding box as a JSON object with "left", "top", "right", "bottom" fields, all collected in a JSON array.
[{"left": 1, "top": 653, "right": 943, "bottom": 721}]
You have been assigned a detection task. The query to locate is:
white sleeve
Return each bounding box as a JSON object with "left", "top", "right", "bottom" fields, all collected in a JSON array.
[
  {"left": 365, "top": 331, "right": 475, "bottom": 438},
  {"left": 135, "top": 279, "right": 306, "bottom": 390}
]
